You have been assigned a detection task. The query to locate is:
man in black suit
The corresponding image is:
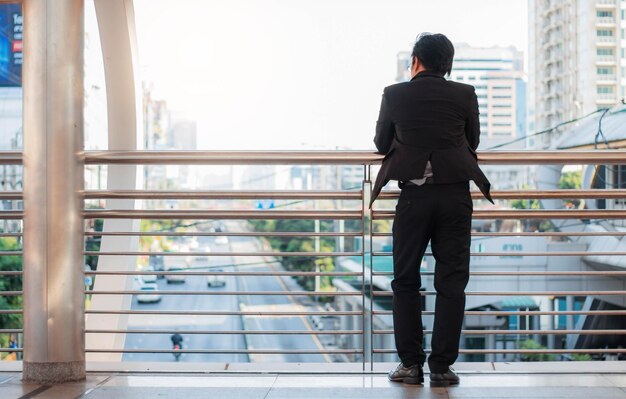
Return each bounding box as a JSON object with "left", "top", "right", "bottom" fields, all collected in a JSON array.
[{"left": 372, "top": 33, "right": 493, "bottom": 387}]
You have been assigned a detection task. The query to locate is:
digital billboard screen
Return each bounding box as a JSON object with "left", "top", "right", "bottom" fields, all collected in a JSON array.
[{"left": 0, "top": 3, "right": 22, "bottom": 87}]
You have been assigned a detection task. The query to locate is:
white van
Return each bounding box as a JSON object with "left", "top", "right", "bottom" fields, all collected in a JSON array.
[{"left": 163, "top": 256, "right": 188, "bottom": 284}]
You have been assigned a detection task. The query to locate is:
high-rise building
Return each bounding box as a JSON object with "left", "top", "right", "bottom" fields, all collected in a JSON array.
[
  {"left": 529, "top": 0, "right": 626, "bottom": 148},
  {"left": 397, "top": 44, "right": 528, "bottom": 189}
]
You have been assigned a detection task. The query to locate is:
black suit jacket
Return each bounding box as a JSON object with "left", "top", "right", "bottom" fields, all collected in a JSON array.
[{"left": 371, "top": 72, "right": 493, "bottom": 207}]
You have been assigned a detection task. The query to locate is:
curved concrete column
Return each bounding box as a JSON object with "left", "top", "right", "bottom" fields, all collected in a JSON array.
[
  {"left": 86, "top": 0, "right": 143, "bottom": 362},
  {"left": 22, "top": 0, "right": 86, "bottom": 383}
]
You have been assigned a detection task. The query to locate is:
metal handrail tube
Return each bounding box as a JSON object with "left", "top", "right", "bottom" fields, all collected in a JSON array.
[
  {"left": 0, "top": 271, "right": 23, "bottom": 276},
  {"left": 372, "top": 251, "right": 626, "bottom": 256},
  {"left": 0, "top": 349, "right": 23, "bottom": 353},
  {"left": 371, "top": 271, "right": 626, "bottom": 276},
  {"left": 0, "top": 291, "right": 22, "bottom": 296},
  {"left": 84, "top": 190, "right": 363, "bottom": 200},
  {"left": 86, "top": 290, "right": 361, "bottom": 296},
  {"left": 373, "top": 231, "right": 626, "bottom": 237},
  {"left": 86, "top": 348, "right": 363, "bottom": 354},
  {"left": 86, "top": 329, "right": 362, "bottom": 335},
  {"left": 84, "top": 209, "right": 362, "bottom": 220},
  {"left": 5, "top": 149, "right": 626, "bottom": 165},
  {"left": 11, "top": 189, "right": 626, "bottom": 201},
  {"left": 0, "top": 310, "right": 22, "bottom": 314},
  {"left": 79, "top": 149, "right": 626, "bottom": 165},
  {"left": 372, "top": 329, "right": 626, "bottom": 335},
  {"left": 85, "top": 310, "right": 363, "bottom": 316},
  {"left": 0, "top": 211, "right": 22, "bottom": 220},
  {"left": 84, "top": 251, "right": 360, "bottom": 257},
  {"left": 373, "top": 209, "right": 626, "bottom": 219},
  {"left": 373, "top": 310, "right": 626, "bottom": 316},
  {"left": 0, "top": 152, "right": 22, "bottom": 164},
  {"left": 378, "top": 189, "right": 626, "bottom": 200},
  {"left": 87, "top": 271, "right": 362, "bottom": 277},
  {"left": 371, "top": 290, "right": 626, "bottom": 296},
  {"left": 84, "top": 231, "right": 364, "bottom": 237},
  {"left": 374, "top": 348, "right": 626, "bottom": 354},
  {"left": 0, "top": 329, "right": 22, "bottom": 333}
]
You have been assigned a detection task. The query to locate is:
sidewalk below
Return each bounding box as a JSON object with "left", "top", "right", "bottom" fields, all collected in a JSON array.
[{"left": 1, "top": 362, "right": 625, "bottom": 398}]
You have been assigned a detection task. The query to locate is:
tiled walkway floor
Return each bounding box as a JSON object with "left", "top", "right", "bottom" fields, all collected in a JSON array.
[{"left": 1, "top": 370, "right": 625, "bottom": 399}]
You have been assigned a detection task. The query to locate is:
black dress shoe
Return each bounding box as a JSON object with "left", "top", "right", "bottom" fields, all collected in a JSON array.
[
  {"left": 388, "top": 363, "right": 424, "bottom": 385},
  {"left": 429, "top": 367, "right": 460, "bottom": 387}
]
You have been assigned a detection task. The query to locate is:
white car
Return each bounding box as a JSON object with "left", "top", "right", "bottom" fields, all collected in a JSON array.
[
  {"left": 207, "top": 268, "right": 226, "bottom": 287},
  {"left": 141, "top": 267, "right": 158, "bottom": 283},
  {"left": 166, "top": 267, "right": 186, "bottom": 284},
  {"left": 136, "top": 283, "right": 162, "bottom": 303}
]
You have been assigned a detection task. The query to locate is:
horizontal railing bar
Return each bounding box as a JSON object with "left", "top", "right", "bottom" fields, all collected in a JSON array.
[
  {"left": 84, "top": 150, "right": 381, "bottom": 165},
  {"left": 372, "top": 290, "right": 626, "bottom": 296},
  {"left": 0, "top": 233, "right": 21, "bottom": 237},
  {"left": 372, "top": 329, "right": 626, "bottom": 335},
  {"left": 6, "top": 150, "right": 626, "bottom": 165},
  {"left": 0, "top": 211, "right": 22, "bottom": 220},
  {"left": 0, "top": 309, "right": 22, "bottom": 314},
  {"left": 84, "top": 231, "right": 363, "bottom": 237},
  {"left": 86, "top": 348, "right": 363, "bottom": 354},
  {"left": 86, "top": 290, "right": 360, "bottom": 296},
  {"left": 84, "top": 209, "right": 362, "bottom": 220},
  {"left": 0, "top": 193, "right": 20, "bottom": 200},
  {"left": 371, "top": 271, "right": 626, "bottom": 276},
  {"left": 373, "top": 310, "right": 626, "bottom": 316},
  {"left": 0, "top": 152, "right": 22, "bottom": 164},
  {"left": 88, "top": 271, "right": 362, "bottom": 277},
  {"left": 84, "top": 251, "right": 360, "bottom": 257},
  {"left": 85, "top": 310, "right": 362, "bottom": 316},
  {"left": 379, "top": 189, "right": 626, "bottom": 200},
  {"left": 0, "top": 329, "right": 22, "bottom": 333},
  {"left": 84, "top": 190, "right": 362, "bottom": 200},
  {"left": 10, "top": 189, "right": 626, "bottom": 201},
  {"left": 374, "top": 209, "right": 626, "bottom": 219},
  {"left": 373, "top": 231, "right": 626, "bottom": 237},
  {"left": 373, "top": 349, "right": 626, "bottom": 354},
  {"left": 79, "top": 149, "right": 626, "bottom": 165},
  {"left": 373, "top": 251, "right": 626, "bottom": 256},
  {"left": 86, "top": 329, "right": 361, "bottom": 335},
  {"left": 0, "top": 271, "right": 22, "bottom": 276},
  {"left": 0, "top": 291, "right": 21, "bottom": 296},
  {"left": 0, "top": 349, "right": 22, "bottom": 353}
]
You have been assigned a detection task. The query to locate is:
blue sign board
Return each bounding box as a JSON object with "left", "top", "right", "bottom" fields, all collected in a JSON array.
[{"left": 0, "top": 4, "right": 22, "bottom": 87}]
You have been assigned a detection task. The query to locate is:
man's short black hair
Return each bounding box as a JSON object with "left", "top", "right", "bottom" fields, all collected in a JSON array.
[{"left": 411, "top": 32, "right": 454, "bottom": 76}]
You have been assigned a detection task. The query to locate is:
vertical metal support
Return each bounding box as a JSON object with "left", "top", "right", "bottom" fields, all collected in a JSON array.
[
  {"left": 547, "top": 297, "right": 556, "bottom": 351},
  {"left": 361, "top": 165, "right": 372, "bottom": 370},
  {"left": 22, "top": 0, "right": 85, "bottom": 383}
]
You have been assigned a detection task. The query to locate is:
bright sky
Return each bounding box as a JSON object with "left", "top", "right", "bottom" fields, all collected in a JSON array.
[{"left": 134, "top": 0, "right": 528, "bottom": 150}]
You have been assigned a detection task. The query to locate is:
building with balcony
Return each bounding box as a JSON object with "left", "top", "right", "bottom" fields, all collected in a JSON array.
[{"left": 529, "top": 0, "right": 626, "bottom": 147}]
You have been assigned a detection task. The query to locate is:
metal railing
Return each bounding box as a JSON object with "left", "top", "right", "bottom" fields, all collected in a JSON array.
[{"left": 1, "top": 150, "right": 626, "bottom": 366}]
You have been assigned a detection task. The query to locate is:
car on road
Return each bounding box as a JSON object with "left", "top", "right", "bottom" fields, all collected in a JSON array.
[
  {"left": 207, "top": 268, "right": 226, "bottom": 287},
  {"left": 166, "top": 267, "right": 186, "bottom": 284},
  {"left": 141, "top": 266, "right": 158, "bottom": 283},
  {"left": 136, "top": 283, "right": 161, "bottom": 303}
]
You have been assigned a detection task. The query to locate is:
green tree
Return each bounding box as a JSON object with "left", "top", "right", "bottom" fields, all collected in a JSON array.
[
  {"left": 0, "top": 238, "right": 22, "bottom": 353},
  {"left": 519, "top": 339, "right": 556, "bottom": 361}
]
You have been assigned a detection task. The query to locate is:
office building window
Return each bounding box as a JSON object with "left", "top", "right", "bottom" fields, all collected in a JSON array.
[
  {"left": 597, "top": 29, "right": 613, "bottom": 36},
  {"left": 598, "top": 86, "right": 614, "bottom": 94},
  {"left": 597, "top": 67, "right": 613, "bottom": 74},
  {"left": 597, "top": 48, "right": 614, "bottom": 55},
  {"left": 597, "top": 10, "right": 613, "bottom": 18}
]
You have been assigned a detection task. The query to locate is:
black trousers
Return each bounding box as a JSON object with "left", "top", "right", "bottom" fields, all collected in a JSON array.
[{"left": 391, "top": 182, "right": 472, "bottom": 373}]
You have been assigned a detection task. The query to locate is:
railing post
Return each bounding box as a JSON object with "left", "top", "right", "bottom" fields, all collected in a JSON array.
[
  {"left": 361, "top": 165, "right": 372, "bottom": 369},
  {"left": 22, "top": 0, "right": 85, "bottom": 383}
]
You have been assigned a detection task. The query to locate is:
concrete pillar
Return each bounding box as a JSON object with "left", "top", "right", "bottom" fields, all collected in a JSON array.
[{"left": 22, "top": 0, "right": 85, "bottom": 383}]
